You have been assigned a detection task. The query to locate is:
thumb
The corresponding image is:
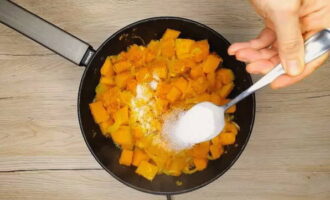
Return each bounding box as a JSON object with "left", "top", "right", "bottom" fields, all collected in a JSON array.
[{"left": 270, "top": 9, "right": 304, "bottom": 76}]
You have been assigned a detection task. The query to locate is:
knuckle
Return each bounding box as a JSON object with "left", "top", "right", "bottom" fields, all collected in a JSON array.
[{"left": 279, "top": 39, "right": 302, "bottom": 53}]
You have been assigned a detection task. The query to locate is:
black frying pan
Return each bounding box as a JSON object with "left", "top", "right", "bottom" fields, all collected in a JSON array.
[{"left": 0, "top": 0, "right": 255, "bottom": 198}]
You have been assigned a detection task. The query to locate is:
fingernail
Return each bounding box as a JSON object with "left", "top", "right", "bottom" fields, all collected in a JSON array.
[{"left": 286, "top": 60, "right": 302, "bottom": 76}]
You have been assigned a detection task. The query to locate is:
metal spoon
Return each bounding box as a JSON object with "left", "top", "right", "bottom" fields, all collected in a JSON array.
[{"left": 173, "top": 29, "right": 330, "bottom": 146}]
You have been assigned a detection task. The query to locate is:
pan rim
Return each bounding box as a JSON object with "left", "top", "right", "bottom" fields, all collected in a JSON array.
[{"left": 77, "top": 16, "right": 256, "bottom": 196}]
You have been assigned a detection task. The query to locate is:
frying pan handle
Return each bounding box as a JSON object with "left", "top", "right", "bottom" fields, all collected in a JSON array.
[{"left": 0, "top": 0, "right": 95, "bottom": 66}]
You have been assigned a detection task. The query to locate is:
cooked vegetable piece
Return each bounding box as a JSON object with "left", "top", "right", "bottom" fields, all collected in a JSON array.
[
  {"left": 89, "top": 101, "right": 109, "bottom": 123},
  {"left": 162, "top": 29, "right": 181, "bottom": 40},
  {"left": 132, "top": 148, "right": 149, "bottom": 166},
  {"left": 219, "top": 132, "right": 236, "bottom": 145},
  {"left": 175, "top": 39, "right": 195, "bottom": 59},
  {"left": 166, "top": 86, "right": 182, "bottom": 102},
  {"left": 202, "top": 54, "right": 222, "bottom": 73},
  {"left": 136, "top": 161, "right": 158, "bottom": 181},
  {"left": 111, "top": 126, "right": 133, "bottom": 147},
  {"left": 119, "top": 149, "right": 133, "bottom": 166},
  {"left": 100, "top": 56, "right": 114, "bottom": 77},
  {"left": 217, "top": 68, "right": 235, "bottom": 84},
  {"left": 193, "top": 158, "right": 208, "bottom": 171}
]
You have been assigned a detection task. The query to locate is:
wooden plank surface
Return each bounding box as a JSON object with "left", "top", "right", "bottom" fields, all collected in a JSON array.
[{"left": 0, "top": 0, "right": 329, "bottom": 199}]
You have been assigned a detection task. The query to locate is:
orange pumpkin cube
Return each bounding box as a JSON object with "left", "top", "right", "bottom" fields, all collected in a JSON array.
[
  {"left": 206, "top": 71, "right": 216, "bottom": 88},
  {"left": 217, "top": 68, "right": 235, "bottom": 84},
  {"left": 219, "top": 132, "right": 236, "bottom": 145},
  {"left": 160, "top": 39, "right": 175, "bottom": 58},
  {"left": 202, "top": 54, "right": 222, "bottom": 73},
  {"left": 119, "top": 149, "right": 134, "bottom": 166},
  {"left": 193, "top": 158, "right": 208, "bottom": 171},
  {"left": 166, "top": 86, "right": 182, "bottom": 103},
  {"left": 226, "top": 104, "right": 236, "bottom": 113},
  {"left": 219, "top": 82, "right": 234, "bottom": 98},
  {"left": 225, "top": 123, "right": 238, "bottom": 135},
  {"left": 162, "top": 29, "right": 181, "bottom": 40},
  {"left": 111, "top": 126, "right": 133, "bottom": 147},
  {"left": 209, "top": 144, "right": 224, "bottom": 159},
  {"left": 190, "top": 65, "right": 204, "bottom": 79},
  {"left": 136, "top": 161, "right": 158, "bottom": 181},
  {"left": 191, "top": 141, "right": 209, "bottom": 158},
  {"left": 114, "top": 106, "right": 129, "bottom": 125},
  {"left": 115, "top": 72, "right": 132, "bottom": 89},
  {"left": 126, "top": 78, "right": 137, "bottom": 93},
  {"left": 113, "top": 61, "right": 132, "bottom": 73},
  {"left": 132, "top": 126, "right": 144, "bottom": 139},
  {"left": 132, "top": 148, "right": 149, "bottom": 167},
  {"left": 175, "top": 39, "right": 195, "bottom": 59},
  {"left": 89, "top": 101, "right": 109, "bottom": 123},
  {"left": 191, "top": 40, "right": 209, "bottom": 62},
  {"left": 100, "top": 76, "right": 115, "bottom": 85},
  {"left": 100, "top": 56, "right": 114, "bottom": 77},
  {"left": 173, "top": 77, "right": 188, "bottom": 93},
  {"left": 152, "top": 65, "right": 168, "bottom": 80},
  {"left": 136, "top": 67, "right": 152, "bottom": 83}
]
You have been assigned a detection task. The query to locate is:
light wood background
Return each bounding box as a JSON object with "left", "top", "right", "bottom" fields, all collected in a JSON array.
[{"left": 0, "top": 0, "right": 329, "bottom": 199}]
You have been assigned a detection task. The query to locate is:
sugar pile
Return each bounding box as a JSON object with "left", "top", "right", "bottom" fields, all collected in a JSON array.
[{"left": 163, "top": 102, "right": 225, "bottom": 150}]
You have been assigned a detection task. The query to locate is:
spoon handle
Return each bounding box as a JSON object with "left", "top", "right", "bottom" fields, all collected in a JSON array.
[{"left": 224, "top": 28, "right": 330, "bottom": 110}]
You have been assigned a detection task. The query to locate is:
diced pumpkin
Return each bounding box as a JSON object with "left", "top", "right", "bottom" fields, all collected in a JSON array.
[
  {"left": 100, "top": 119, "right": 114, "bottom": 135},
  {"left": 132, "top": 148, "right": 149, "bottom": 166},
  {"left": 191, "top": 141, "right": 209, "bottom": 158},
  {"left": 225, "top": 123, "right": 238, "bottom": 135},
  {"left": 219, "top": 82, "right": 234, "bottom": 98},
  {"left": 89, "top": 101, "right": 109, "bottom": 123},
  {"left": 193, "top": 158, "right": 208, "bottom": 171},
  {"left": 156, "top": 82, "right": 172, "bottom": 98},
  {"left": 191, "top": 40, "right": 209, "bottom": 62},
  {"left": 115, "top": 72, "right": 132, "bottom": 89},
  {"left": 175, "top": 39, "right": 195, "bottom": 59},
  {"left": 155, "top": 98, "right": 169, "bottom": 113},
  {"left": 168, "top": 59, "right": 186, "bottom": 76},
  {"left": 114, "top": 106, "right": 129, "bottom": 125},
  {"left": 217, "top": 68, "right": 235, "bottom": 84},
  {"left": 226, "top": 104, "right": 236, "bottom": 113},
  {"left": 111, "top": 126, "right": 133, "bottom": 147},
  {"left": 126, "top": 78, "right": 137, "bottom": 93},
  {"left": 209, "top": 93, "right": 221, "bottom": 105},
  {"left": 202, "top": 54, "right": 222, "bottom": 73},
  {"left": 100, "top": 76, "right": 115, "bottom": 85},
  {"left": 166, "top": 86, "right": 182, "bottom": 103},
  {"left": 219, "top": 132, "right": 236, "bottom": 145},
  {"left": 206, "top": 71, "right": 216, "bottom": 89},
  {"left": 147, "top": 40, "right": 161, "bottom": 56},
  {"left": 136, "top": 161, "right": 158, "bottom": 181},
  {"left": 190, "top": 65, "right": 204, "bottom": 79},
  {"left": 126, "top": 45, "right": 145, "bottom": 62},
  {"left": 162, "top": 29, "right": 181, "bottom": 40},
  {"left": 100, "top": 56, "right": 114, "bottom": 77},
  {"left": 136, "top": 67, "right": 152, "bottom": 83},
  {"left": 152, "top": 65, "right": 168, "bottom": 80},
  {"left": 95, "top": 83, "right": 109, "bottom": 99},
  {"left": 209, "top": 144, "right": 224, "bottom": 159},
  {"left": 132, "top": 126, "right": 144, "bottom": 139},
  {"left": 211, "top": 135, "right": 221, "bottom": 145},
  {"left": 113, "top": 61, "right": 132, "bottom": 73},
  {"left": 119, "top": 149, "right": 133, "bottom": 166},
  {"left": 160, "top": 39, "right": 175, "bottom": 58},
  {"left": 166, "top": 159, "right": 185, "bottom": 176},
  {"left": 191, "top": 76, "right": 208, "bottom": 94},
  {"left": 173, "top": 77, "right": 188, "bottom": 93}
]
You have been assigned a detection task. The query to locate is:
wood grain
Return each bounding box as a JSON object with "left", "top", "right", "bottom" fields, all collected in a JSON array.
[{"left": 0, "top": 0, "right": 329, "bottom": 199}]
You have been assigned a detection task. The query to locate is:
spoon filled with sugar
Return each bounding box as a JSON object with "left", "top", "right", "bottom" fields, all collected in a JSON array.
[{"left": 166, "top": 29, "right": 330, "bottom": 150}]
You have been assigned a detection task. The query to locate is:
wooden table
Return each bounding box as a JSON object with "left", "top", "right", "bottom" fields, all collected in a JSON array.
[{"left": 0, "top": 0, "right": 329, "bottom": 199}]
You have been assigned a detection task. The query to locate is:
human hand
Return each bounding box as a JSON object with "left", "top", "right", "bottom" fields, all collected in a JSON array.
[{"left": 228, "top": 0, "right": 329, "bottom": 89}]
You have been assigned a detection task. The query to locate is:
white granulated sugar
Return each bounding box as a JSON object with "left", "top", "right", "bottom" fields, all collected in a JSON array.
[
  {"left": 163, "top": 102, "right": 225, "bottom": 150},
  {"left": 149, "top": 80, "right": 158, "bottom": 90}
]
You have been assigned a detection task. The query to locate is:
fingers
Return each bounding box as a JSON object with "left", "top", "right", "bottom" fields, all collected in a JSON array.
[
  {"left": 228, "top": 27, "right": 276, "bottom": 55},
  {"left": 228, "top": 42, "right": 250, "bottom": 55},
  {"left": 271, "top": 52, "right": 329, "bottom": 89},
  {"left": 246, "top": 56, "right": 280, "bottom": 74},
  {"left": 235, "top": 48, "right": 277, "bottom": 63},
  {"left": 249, "top": 28, "right": 276, "bottom": 49},
  {"left": 269, "top": 7, "right": 305, "bottom": 76}
]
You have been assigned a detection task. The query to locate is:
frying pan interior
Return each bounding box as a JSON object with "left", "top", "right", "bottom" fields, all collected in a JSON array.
[{"left": 78, "top": 17, "right": 255, "bottom": 195}]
